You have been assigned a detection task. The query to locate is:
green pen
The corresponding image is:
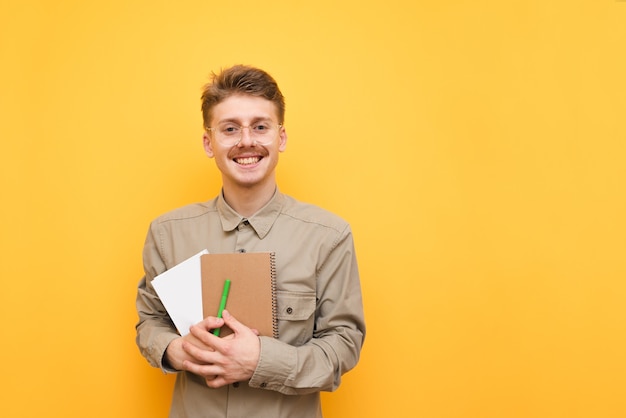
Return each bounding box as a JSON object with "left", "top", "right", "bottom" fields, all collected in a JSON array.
[{"left": 213, "top": 279, "right": 231, "bottom": 336}]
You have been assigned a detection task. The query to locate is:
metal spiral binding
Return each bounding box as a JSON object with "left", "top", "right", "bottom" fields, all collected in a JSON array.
[{"left": 270, "top": 252, "right": 279, "bottom": 338}]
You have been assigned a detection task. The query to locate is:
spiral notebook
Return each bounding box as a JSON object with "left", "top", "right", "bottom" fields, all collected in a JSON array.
[{"left": 201, "top": 252, "right": 278, "bottom": 338}]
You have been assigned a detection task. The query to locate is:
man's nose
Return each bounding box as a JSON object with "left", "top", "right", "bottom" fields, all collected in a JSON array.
[{"left": 238, "top": 126, "right": 255, "bottom": 146}]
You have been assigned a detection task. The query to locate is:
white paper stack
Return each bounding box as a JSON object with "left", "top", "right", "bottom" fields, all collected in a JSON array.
[{"left": 151, "top": 249, "right": 208, "bottom": 336}]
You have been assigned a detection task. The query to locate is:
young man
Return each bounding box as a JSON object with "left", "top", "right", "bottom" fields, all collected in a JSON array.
[{"left": 136, "top": 65, "right": 365, "bottom": 417}]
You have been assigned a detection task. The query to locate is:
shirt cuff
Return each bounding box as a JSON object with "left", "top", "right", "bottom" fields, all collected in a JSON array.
[
  {"left": 249, "top": 336, "right": 297, "bottom": 392},
  {"left": 151, "top": 332, "right": 180, "bottom": 373}
]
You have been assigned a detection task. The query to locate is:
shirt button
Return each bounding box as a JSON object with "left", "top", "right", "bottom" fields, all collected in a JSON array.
[
  {"left": 286, "top": 307, "right": 293, "bottom": 314},
  {"left": 260, "top": 382, "right": 267, "bottom": 388},
  {"left": 237, "top": 248, "right": 246, "bottom": 253},
  {"left": 233, "top": 382, "right": 240, "bottom": 388}
]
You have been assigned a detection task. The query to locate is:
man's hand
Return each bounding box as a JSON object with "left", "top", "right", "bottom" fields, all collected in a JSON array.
[
  {"left": 164, "top": 316, "right": 223, "bottom": 371},
  {"left": 176, "top": 310, "right": 261, "bottom": 388}
]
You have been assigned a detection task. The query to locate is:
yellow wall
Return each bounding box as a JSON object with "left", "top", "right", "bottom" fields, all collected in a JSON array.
[{"left": 2, "top": 1, "right": 625, "bottom": 417}]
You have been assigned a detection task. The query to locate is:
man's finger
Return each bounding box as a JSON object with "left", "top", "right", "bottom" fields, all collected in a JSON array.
[{"left": 221, "top": 310, "right": 246, "bottom": 334}]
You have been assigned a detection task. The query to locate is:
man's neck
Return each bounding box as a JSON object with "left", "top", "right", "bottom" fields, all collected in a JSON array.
[{"left": 222, "top": 181, "right": 277, "bottom": 218}]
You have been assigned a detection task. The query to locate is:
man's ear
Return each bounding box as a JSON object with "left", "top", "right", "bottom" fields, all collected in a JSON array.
[
  {"left": 203, "top": 131, "right": 214, "bottom": 158},
  {"left": 278, "top": 125, "right": 288, "bottom": 152}
]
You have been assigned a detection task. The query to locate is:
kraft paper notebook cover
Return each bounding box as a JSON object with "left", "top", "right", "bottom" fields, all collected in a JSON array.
[{"left": 201, "top": 252, "right": 278, "bottom": 338}]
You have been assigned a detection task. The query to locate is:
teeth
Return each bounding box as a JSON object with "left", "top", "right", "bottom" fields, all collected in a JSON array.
[{"left": 235, "top": 157, "right": 260, "bottom": 165}]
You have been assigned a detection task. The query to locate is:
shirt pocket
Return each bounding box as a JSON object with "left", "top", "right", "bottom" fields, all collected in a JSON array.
[{"left": 276, "top": 291, "right": 316, "bottom": 346}]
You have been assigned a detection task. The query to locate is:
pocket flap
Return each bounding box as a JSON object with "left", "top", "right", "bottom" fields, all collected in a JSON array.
[{"left": 276, "top": 291, "right": 316, "bottom": 321}]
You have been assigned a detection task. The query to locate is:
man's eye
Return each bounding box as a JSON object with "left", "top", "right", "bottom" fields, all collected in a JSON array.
[
  {"left": 222, "top": 126, "right": 240, "bottom": 135},
  {"left": 253, "top": 124, "right": 270, "bottom": 132}
]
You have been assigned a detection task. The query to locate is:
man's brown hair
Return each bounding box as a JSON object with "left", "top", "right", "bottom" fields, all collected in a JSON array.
[{"left": 201, "top": 65, "right": 285, "bottom": 128}]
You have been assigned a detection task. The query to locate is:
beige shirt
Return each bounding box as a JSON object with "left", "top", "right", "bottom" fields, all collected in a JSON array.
[{"left": 136, "top": 190, "right": 365, "bottom": 418}]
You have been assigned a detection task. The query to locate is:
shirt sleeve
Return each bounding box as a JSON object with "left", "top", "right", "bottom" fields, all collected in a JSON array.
[
  {"left": 249, "top": 225, "right": 366, "bottom": 395},
  {"left": 135, "top": 221, "right": 180, "bottom": 373}
]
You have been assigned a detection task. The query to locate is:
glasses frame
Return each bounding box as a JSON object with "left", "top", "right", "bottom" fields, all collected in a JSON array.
[{"left": 206, "top": 122, "right": 283, "bottom": 147}]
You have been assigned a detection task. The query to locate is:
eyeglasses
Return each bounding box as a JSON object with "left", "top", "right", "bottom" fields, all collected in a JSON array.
[{"left": 206, "top": 121, "right": 282, "bottom": 146}]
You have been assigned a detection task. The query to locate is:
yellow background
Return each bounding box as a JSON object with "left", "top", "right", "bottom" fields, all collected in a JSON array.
[{"left": 1, "top": 1, "right": 625, "bottom": 417}]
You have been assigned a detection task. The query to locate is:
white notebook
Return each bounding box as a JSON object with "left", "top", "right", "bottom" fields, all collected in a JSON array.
[{"left": 151, "top": 249, "right": 208, "bottom": 336}]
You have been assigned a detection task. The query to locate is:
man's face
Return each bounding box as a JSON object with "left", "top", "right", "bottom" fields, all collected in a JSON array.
[{"left": 203, "top": 94, "right": 287, "bottom": 191}]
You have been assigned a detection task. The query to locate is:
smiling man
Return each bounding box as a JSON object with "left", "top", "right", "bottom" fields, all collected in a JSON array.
[{"left": 135, "top": 65, "right": 365, "bottom": 418}]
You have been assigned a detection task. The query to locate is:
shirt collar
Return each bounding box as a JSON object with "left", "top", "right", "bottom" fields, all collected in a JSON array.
[{"left": 216, "top": 188, "right": 284, "bottom": 239}]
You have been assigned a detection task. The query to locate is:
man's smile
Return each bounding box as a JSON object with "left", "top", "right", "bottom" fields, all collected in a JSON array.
[{"left": 234, "top": 156, "right": 262, "bottom": 166}]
